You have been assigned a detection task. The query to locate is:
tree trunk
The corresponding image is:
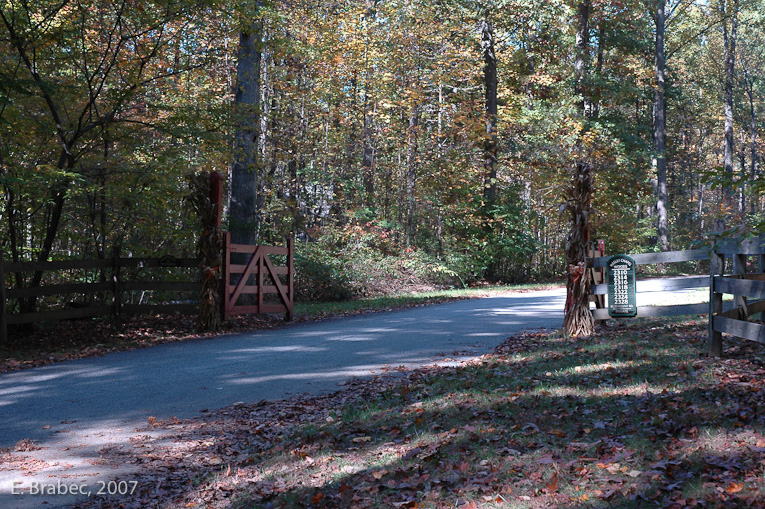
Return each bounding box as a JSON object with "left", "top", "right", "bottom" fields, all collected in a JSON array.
[
  {"left": 698, "top": 128, "right": 706, "bottom": 235},
  {"left": 481, "top": 16, "right": 498, "bottom": 206},
  {"left": 563, "top": 0, "right": 595, "bottom": 338},
  {"left": 722, "top": 0, "right": 738, "bottom": 207},
  {"left": 592, "top": 21, "right": 604, "bottom": 120},
  {"left": 750, "top": 99, "right": 757, "bottom": 216},
  {"left": 362, "top": 1, "right": 377, "bottom": 207},
  {"left": 574, "top": 1, "right": 591, "bottom": 116},
  {"left": 654, "top": 0, "right": 669, "bottom": 251},
  {"left": 230, "top": 19, "right": 263, "bottom": 246},
  {"left": 362, "top": 108, "right": 375, "bottom": 205},
  {"left": 405, "top": 105, "right": 420, "bottom": 248},
  {"left": 743, "top": 63, "right": 757, "bottom": 216}
]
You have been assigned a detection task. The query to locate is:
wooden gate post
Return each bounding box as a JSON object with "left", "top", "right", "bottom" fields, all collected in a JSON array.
[
  {"left": 286, "top": 237, "right": 294, "bottom": 321},
  {"left": 709, "top": 250, "right": 724, "bottom": 357},
  {"left": 257, "top": 251, "right": 264, "bottom": 314},
  {"left": 112, "top": 247, "right": 122, "bottom": 328},
  {"left": 733, "top": 253, "right": 747, "bottom": 311},
  {"left": 760, "top": 254, "right": 765, "bottom": 321},
  {"left": 0, "top": 253, "right": 7, "bottom": 345},
  {"left": 221, "top": 231, "right": 230, "bottom": 321}
]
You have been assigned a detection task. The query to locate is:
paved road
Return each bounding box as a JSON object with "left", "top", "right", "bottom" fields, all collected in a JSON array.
[{"left": 0, "top": 288, "right": 565, "bottom": 507}]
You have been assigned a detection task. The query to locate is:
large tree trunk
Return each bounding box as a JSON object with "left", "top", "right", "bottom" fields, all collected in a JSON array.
[
  {"left": 481, "top": 15, "right": 498, "bottom": 206},
  {"left": 721, "top": 0, "right": 738, "bottom": 208},
  {"left": 654, "top": 0, "right": 669, "bottom": 251},
  {"left": 230, "top": 19, "right": 263, "bottom": 246},
  {"left": 563, "top": 0, "right": 595, "bottom": 337}
]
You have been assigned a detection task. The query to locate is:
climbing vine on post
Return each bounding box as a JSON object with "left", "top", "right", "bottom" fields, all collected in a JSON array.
[
  {"left": 186, "top": 172, "right": 224, "bottom": 332},
  {"left": 563, "top": 0, "right": 595, "bottom": 338},
  {"left": 563, "top": 164, "right": 595, "bottom": 337}
]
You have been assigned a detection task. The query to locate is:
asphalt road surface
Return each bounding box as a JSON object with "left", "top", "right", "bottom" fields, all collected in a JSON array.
[{"left": 0, "top": 288, "right": 565, "bottom": 507}]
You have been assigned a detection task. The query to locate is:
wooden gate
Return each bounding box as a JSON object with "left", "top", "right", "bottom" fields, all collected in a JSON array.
[{"left": 222, "top": 233, "right": 294, "bottom": 321}]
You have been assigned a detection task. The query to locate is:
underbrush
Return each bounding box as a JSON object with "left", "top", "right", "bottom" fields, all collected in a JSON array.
[{"left": 294, "top": 222, "right": 534, "bottom": 302}]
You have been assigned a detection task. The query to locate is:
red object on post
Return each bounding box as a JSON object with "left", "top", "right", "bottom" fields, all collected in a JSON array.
[{"left": 210, "top": 171, "right": 223, "bottom": 227}]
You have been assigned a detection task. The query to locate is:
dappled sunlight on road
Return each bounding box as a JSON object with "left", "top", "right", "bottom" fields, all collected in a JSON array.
[
  {"left": 0, "top": 417, "right": 173, "bottom": 508},
  {"left": 224, "top": 345, "right": 328, "bottom": 355},
  {"left": 0, "top": 289, "right": 567, "bottom": 505}
]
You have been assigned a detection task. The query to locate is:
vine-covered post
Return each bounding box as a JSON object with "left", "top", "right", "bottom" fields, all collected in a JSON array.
[
  {"left": 563, "top": 167, "right": 595, "bottom": 337},
  {"left": 563, "top": 0, "right": 595, "bottom": 338},
  {"left": 186, "top": 171, "right": 224, "bottom": 332}
]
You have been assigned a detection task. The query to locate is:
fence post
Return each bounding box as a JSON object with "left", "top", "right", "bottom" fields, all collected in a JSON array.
[
  {"left": 733, "top": 253, "right": 747, "bottom": 313},
  {"left": 286, "top": 237, "right": 294, "bottom": 321},
  {"left": 759, "top": 253, "right": 765, "bottom": 321},
  {"left": 111, "top": 247, "right": 122, "bottom": 327},
  {"left": 0, "top": 254, "right": 7, "bottom": 345},
  {"left": 257, "top": 250, "right": 264, "bottom": 315},
  {"left": 709, "top": 250, "right": 724, "bottom": 357},
  {"left": 221, "top": 232, "right": 230, "bottom": 321}
]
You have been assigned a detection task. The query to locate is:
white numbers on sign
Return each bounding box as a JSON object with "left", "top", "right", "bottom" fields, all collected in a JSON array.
[{"left": 612, "top": 267, "right": 630, "bottom": 306}]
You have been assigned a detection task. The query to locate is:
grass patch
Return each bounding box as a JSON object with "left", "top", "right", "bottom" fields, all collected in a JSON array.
[
  {"left": 294, "top": 283, "right": 560, "bottom": 319},
  {"left": 86, "top": 315, "right": 765, "bottom": 508}
]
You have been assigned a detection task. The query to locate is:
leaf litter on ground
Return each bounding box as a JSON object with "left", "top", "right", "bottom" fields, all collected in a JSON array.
[{"left": 60, "top": 316, "right": 765, "bottom": 508}]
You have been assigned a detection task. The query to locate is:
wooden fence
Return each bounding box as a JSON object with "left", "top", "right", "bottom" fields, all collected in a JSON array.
[
  {"left": 590, "top": 236, "right": 765, "bottom": 356},
  {"left": 709, "top": 236, "right": 765, "bottom": 356},
  {"left": 0, "top": 255, "right": 199, "bottom": 344},
  {"left": 590, "top": 248, "right": 712, "bottom": 320}
]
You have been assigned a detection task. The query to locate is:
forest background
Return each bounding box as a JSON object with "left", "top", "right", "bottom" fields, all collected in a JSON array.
[{"left": 1, "top": 0, "right": 764, "bottom": 313}]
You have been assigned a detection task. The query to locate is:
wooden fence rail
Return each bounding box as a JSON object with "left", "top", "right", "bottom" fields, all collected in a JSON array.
[
  {"left": 590, "top": 249, "right": 712, "bottom": 320},
  {"left": 0, "top": 255, "right": 199, "bottom": 344}
]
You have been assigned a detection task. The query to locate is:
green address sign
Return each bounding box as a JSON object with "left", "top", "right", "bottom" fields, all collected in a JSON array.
[{"left": 607, "top": 255, "right": 637, "bottom": 317}]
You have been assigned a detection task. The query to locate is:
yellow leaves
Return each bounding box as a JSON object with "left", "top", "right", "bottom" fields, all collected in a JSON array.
[{"left": 525, "top": 72, "right": 559, "bottom": 88}]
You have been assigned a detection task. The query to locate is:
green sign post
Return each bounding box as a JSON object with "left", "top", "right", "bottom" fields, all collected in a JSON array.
[{"left": 607, "top": 255, "right": 637, "bottom": 317}]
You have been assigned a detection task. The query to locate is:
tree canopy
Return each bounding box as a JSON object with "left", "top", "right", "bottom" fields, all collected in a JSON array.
[{"left": 1, "top": 0, "right": 763, "bottom": 305}]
